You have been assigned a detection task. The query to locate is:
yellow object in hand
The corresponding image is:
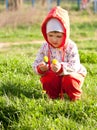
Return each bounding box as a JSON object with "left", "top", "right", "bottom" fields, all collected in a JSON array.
[
  {"left": 52, "top": 59, "right": 58, "bottom": 64},
  {"left": 44, "top": 56, "right": 48, "bottom": 63}
]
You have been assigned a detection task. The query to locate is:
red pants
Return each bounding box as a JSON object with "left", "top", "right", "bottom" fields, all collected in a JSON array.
[{"left": 40, "top": 71, "right": 85, "bottom": 101}]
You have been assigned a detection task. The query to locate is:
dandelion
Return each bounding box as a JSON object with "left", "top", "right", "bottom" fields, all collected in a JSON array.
[
  {"left": 52, "top": 59, "right": 58, "bottom": 64},
  {"left": 44, "top": 56, "right": 48, "bottom": 64},
  {"left": 42, "top": 90, "right": 46, "bottom": 94},
  {"left": 42, "top": 90, "right": 47, "bottom": 99}
]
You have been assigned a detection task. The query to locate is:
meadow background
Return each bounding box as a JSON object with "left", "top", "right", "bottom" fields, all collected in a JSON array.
[{"left": 0, "top": 1, "right": 97, "bottom": 130}]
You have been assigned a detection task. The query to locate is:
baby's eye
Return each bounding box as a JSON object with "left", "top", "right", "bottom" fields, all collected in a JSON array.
[
  {"left": 57, "top": 35, "right": 62, "bottom": 38},
  {"left": 49, "top": 34, "right": 53, "bottom": 37}
]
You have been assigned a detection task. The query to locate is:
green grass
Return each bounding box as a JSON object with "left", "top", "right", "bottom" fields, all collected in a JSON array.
[
  {"left": 0, "top": 9, "right": 97, "bottom": 130},
  {"left": 0, "top": 24, "right": 43, "bottom": 42}
]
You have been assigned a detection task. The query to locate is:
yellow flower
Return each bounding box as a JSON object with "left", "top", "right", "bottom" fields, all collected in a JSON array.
[
  {"left": 52, "top": 59, "right": 58, "bottom": 64},
  {"left": 44, "top": 56, "right": 48, "bottom": 63},
  {"left": 42, "top": 90, "right": 46, "bottom": 94}
]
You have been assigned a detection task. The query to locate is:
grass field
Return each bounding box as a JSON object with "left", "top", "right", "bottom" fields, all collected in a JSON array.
[{"left": 0, "top": 3, "right": 97, "bottom": 130}]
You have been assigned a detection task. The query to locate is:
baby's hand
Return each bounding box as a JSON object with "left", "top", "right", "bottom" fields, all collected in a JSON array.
[
  {"left": 38, "top": 62, "right": 49, "bottom": 72},
  {"left": 51, "top": 59, "right": 61, "bottom": 73}
]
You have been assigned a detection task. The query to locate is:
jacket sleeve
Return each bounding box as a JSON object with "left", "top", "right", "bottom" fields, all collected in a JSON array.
[
  {"left": 59, "top": 40, "right": 86, "bottom": 76},
  {"left": 32, "top": 43, "right": 48, "bottom": 75}
]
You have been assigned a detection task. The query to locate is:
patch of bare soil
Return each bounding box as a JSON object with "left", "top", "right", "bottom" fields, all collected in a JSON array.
[
  {"left": 0, "top": 5, "right": 46, "bottom": 49},
  {"left": 0, "top": 5, "right": 47, "bottom": 27},
  {"left": 0, "top": 40, "right": 44, "bottom": 50}
]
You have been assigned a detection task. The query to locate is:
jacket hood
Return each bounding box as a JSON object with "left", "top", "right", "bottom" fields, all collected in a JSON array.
[{"left": 41, "top": 6, "right": 70, "bottom": 48}]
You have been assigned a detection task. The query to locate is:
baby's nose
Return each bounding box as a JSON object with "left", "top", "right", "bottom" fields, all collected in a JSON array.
[{"left": 52, "top": 37, "right": 57, "bottom": 43}]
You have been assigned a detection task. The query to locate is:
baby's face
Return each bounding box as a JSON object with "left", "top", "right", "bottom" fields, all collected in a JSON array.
[{"left": 47, "top": 31, "right": 64, "bottom": 48}]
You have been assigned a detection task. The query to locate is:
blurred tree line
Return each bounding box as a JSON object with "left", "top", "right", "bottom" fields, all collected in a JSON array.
[
  {"left": 5, "top": 0, "right": 23, "bottom": 10},
  {"left": 0, "top": 0, "right": 96, "bottom": 12},
  {"left": 5, "top": 0, "right": 60, "bottom": 10}
]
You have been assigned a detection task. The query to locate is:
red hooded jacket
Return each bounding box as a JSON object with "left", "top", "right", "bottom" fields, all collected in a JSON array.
[{"left": 41, "top": 6, "right": 70, "bottom": 48}]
